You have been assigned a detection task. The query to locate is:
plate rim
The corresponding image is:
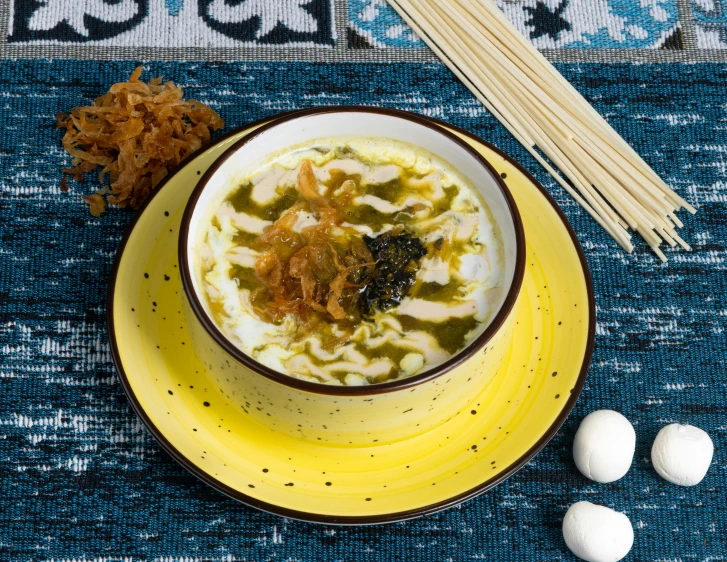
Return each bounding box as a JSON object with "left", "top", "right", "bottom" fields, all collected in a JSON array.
[{"left": 107, "top": 109, "right": 595, "bottom": 525}]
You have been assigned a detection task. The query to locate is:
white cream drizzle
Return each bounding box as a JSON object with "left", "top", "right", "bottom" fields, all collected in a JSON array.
[
  {"left": 250, "top": 166, "right": 290, "bottom": 204},
  {"left": 317, "top": 158, "right": 366, "bottom": 180},
  {"left": 225, "top": 246, "right": 260, "bottom": 269},
  {"left": 459, "top": 254, "right": 490, "bottom": 282},
  {"left": 407, "top": 172, "right": 445, "bottom": 200},
  {"left": 292, "top": 211, "right": 319, "bottom": 233},
  {"left": 287, "top": 355, "right": 394, "bottom": 379},
  {"left": 395, "top": 298, "right": 479, "bottom": 322},
  {"left": 419, "top": 210, "right": 479, "bottom": 242},
  {"left": 340, "top": 222, "right": 393, "bottom": 237},
  {"left": 354, "top": 194, "right": 432, "bottom": 214},
  {"left": 315, "top": 159, "right": 402, "bottom": 186},
  {"left": 419, "top": 257, "right": 450, "bottom": 285},
  {"left": 217, "top": 201, "right": 272, "bottom": 234},
  {"left": 367, "top": 164, "right": 400, "bottom": 184}
]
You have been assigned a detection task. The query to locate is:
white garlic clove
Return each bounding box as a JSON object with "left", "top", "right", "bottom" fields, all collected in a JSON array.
[
  {"left": 651, "top": 423, "right": 714, "bottom": 486},
  {"left": 573, "top": 410, "right": 635, "bottom": 483},
  {"left": 562, "top": 501, "right": 634, "bottom": 562}
]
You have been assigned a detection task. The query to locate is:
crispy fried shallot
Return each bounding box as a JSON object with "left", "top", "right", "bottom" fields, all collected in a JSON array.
[
  {"left": 58, "top": 66, "right": 224, "bottom": 216},
  {"left": 253, "top": 161, "right": 375, "bottom": 323}
]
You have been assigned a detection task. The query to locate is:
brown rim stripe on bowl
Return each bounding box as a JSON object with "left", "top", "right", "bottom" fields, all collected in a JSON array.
[
  {"left": 178, "top": 107, "right": 527, "bottom": 396},
  {"left": 107, "top": 108, "right": 595, "bottom": 525}
]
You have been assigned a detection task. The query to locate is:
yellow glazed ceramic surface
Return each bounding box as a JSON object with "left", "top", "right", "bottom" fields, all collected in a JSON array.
[{"left": 108, "top": 112, "right": 594, "bottom": 523}]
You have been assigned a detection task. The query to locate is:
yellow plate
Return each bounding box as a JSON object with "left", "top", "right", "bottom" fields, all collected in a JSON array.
[{"left": 108, "top": 112, "right": 594, "bottom": 524}]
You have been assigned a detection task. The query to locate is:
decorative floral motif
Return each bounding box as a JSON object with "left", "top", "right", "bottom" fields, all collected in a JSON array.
[
  {"left": 523, "top": 0, "right": 571, "bottom": 41},
  {"left": 27, "top": 0, "right": 140, "bottom": 37},
  {"left": 205, "top": 0, "right": 319, "bottom": 39},
  {"left": 3, "top": 0, "right": 716, "bottom": 52},
  {"left": 348, "top": 0, "right": 681, "bottom": 49},
  {"left": 10, "top": 0, "right": 148, "bottom": 42},
  {"left": 500, "top": 0, "right": 680, "bottom": 48},
  {"left": 348, "top": 0, "right": 422, "bottom": 48},
  {"left": 693, "top": 0, "right": 727, "bottom": 48},
  {"left": 8, "top": 0, "right": 335, "bottom": 45}
]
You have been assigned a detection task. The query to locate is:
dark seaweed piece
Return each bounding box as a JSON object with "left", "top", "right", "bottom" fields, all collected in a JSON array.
[{"left": 361, "top": 229, "right": 427, "bottom": 315}]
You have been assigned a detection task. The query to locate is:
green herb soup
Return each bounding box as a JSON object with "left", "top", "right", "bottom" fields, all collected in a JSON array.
[{"left": 199, "top": 137, "right": 505, "bottom": 385}]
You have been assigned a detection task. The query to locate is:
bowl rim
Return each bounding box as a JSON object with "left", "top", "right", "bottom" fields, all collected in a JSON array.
[
  {"left": 178, "top": 107, "right": 526, "bottom": 396},
  {"left": 108, "top": 109, "right": 595, "bottom": 524}
]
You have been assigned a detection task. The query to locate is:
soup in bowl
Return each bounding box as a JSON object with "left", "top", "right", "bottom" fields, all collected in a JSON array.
[{"left": 180, "top": 108, "right": 524, "bottom": 444}]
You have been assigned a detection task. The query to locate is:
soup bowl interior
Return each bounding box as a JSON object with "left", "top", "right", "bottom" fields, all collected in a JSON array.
[{"left": 183, "top": 110, "right": 521, "bottom": 378}]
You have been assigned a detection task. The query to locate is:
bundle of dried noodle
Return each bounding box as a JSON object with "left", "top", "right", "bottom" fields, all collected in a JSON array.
[
  {"left": 58, "top": 66, "right": 224, "bottom": 216},
  {"left": 387, "top": 0, "right": 696, "bottom": 261}
]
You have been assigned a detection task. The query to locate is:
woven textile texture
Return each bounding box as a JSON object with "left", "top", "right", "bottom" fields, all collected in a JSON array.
[
  {"left": 349, "top": 0, "right": 682, "bottom": 49},
  {"left": 4, "top": 0, "right": 685, "bottom": 49},
  {"left": 4, "top": 0, "right": 727, "bottom": 60},
  {"left": 7, "top": 0, "right": 337, "bottom": 47},
  {"left": 0, "top": 59, "right": 725, "bottom": 561},
  {"left": 694, "top": 0, "right": 727, "bottom": 48}
]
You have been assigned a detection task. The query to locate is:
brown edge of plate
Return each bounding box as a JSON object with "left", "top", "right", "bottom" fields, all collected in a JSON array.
[
  {"left": 107, "top": 108, "right": 595, "bottom": 525},
  {"left": 178, "top": 107, "right": 526, "bottom": 396}
]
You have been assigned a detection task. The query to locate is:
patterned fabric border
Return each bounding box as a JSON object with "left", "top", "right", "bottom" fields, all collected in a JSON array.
[
  {"left": 349, "top": 0, "right": 682, "bottom": 49},
  {"left": 7, "top": 0, "right": 337, "bottom": 47},
  {"left": 693, "top": 0, "right": 727, "bottom": 48},
  {"left": 2, "top": 0, "right": 727, "bottom": 61}
]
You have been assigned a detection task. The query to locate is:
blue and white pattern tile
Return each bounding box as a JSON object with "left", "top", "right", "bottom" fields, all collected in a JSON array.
[
  {"left": 499, "top": 0, "right": 680, "bottom": 48},
  {"left": 348, "top": 0, "right": 424, "bottom": 48},
  {"left": 8, "top": 0, "right": 337, "bottom": 46},
  {"left": 693, "top": 0, "right": 727, "bottom": 48},
  {"left": 348, "top": 0, "right": 682, "bottom": 49}
]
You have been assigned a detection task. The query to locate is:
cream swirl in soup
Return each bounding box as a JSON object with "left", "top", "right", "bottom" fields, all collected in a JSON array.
[{"left": 199, "top": 138, "right": 504, "bottom": 385}]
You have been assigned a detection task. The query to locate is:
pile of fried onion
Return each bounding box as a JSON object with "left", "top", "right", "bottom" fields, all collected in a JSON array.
[
  {"left": 58, "top": 66, "right": 224, "bottom": 216},
  {"left": 252, "top": 161, "right": 377, "bottom": 324}
]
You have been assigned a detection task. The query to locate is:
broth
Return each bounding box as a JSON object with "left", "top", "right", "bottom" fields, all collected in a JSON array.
[{"left": 199, "top": 137, "right": 504, "bottom": 385}]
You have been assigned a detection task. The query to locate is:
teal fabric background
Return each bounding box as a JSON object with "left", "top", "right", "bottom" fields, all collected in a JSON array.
[{"left": 0, "top": 59, "right": 724, "bottom": 560}]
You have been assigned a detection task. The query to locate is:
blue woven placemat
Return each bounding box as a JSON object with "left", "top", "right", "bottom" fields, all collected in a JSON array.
[{"left": 0, "top": 59, "right": 725, "bottom": 561}]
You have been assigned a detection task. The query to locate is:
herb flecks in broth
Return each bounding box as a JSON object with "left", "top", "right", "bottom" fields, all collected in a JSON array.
[
  {"left": 397, "top": 315, "right": 481, "bottom": 355},
  {"left": 200, "top": 139, "right": 504, "bottom": 385}
]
